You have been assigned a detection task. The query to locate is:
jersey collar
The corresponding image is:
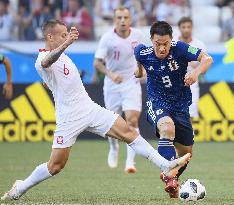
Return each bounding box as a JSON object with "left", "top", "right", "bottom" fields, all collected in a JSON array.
[{"left": 114, "top": 28, "right": 131, "bottom": 38}]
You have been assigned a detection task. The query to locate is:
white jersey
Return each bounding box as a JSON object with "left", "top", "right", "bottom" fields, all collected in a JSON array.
[
  {"left": 95, "top": 28, "right": 144, "bottom": 85},
  {"left": 35, "top": 49, "right": 94, "bottom": 125}
]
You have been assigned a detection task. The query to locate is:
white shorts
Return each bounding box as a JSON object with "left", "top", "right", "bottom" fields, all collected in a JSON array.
[
  {"left": 103, "top": 78, "right": 142, "bottom": 114},
  {"left": 189, "top": 84, "right": 199, "bottom": 118},
  {"left": 52, "top": 103, "right": 119, "bottom": 148}
]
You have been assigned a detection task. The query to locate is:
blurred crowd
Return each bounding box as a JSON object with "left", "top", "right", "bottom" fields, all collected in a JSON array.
[{"left": 0, "top": 0, "right": 233, "bottom": 41}]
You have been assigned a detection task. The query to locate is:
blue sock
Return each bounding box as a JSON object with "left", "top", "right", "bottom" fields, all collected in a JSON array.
[{"left": 158, "top": 139, "right": 176, "bottom": 161}]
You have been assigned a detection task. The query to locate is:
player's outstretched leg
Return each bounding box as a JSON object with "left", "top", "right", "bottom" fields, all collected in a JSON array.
[
  {"left": 1, "top": 147, "right": 71, "bottom": 200},
  {"left": 107, "top": 137, "right": 119, "bottom": 168},
  {"left": 106, "top": 116, "right": 191, "bottom": 176}
]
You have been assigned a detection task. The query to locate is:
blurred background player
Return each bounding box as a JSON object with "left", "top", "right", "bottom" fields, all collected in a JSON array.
[
  {"left": 221, "top": 0, "right": 234, "bottom": 41},
  {"left": 175, "top": 17, "right": 206, "bottom": 119},
  {"left": 134, "top": 21, "right": 213, "bottom": 198},
  {"left": 0, "top": 54, "right": 13, "bottom": 99},
  {"left": 93, "top": 6, "right": 144, "bottom": 173}
]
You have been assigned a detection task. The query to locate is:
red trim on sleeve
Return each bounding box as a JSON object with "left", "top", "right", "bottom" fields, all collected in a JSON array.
[{"left": 39, "top": 49, "right": 50, "bottom": 52}]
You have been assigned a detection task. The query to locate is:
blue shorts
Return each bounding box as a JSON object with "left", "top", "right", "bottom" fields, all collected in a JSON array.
[{"left": 146, "top": 101, "right": 194, "bottom": 146}]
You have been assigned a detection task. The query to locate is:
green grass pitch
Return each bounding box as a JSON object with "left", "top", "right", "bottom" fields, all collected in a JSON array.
[{"left": 0, "top": 140, "right": 234, "bottom": 205}]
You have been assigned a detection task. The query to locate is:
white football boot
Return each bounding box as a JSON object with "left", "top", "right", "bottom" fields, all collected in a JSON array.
[
  {"left": 1, "top": 180, "right": 25, "bottom": 200},
  {"left": 124, "top": 163, "right": 137, "bottom": 173},
  {"left": 107, "top": 145, "right": 119, "bottom": 168}
]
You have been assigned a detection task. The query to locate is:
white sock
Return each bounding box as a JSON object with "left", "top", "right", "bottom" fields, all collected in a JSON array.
[
  {"left": 19, "top": 163, "right": 52, "bottom": 192},
  {"left": 108, "top": 137, "right": 119, "bottom": 151},
  {"left": 129, "top": 135, "right": 169, "bottom": 170},
  {"left": 126, "top": 128, "right": 139, "bottom": 167}
]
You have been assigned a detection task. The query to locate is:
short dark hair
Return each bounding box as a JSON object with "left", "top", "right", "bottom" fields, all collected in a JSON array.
[
  {"left": 150, "top": 21, "right": 173, "bottom": 38},
  {"left": 42, "top": 19, "right": 66, "bottom": 38},
  {"left": 178, "top": 17, "right": 193, "bottom": 27}
]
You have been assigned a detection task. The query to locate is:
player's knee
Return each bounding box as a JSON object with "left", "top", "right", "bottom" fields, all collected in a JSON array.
[
  {"left": 48, "top": 161, "right": 66, "bottom": 176},
  {"left": 178, "top": 147, "right": 193, "bottom": 158},
  {"left": 157, "top": 119, "right": 175, "bottom": 140}
]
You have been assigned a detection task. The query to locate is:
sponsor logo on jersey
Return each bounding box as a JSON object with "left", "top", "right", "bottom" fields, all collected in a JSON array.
[
  {"left": 193, "top": 82, "right": 234, "bottom": 142},
  {"left": 0, "top": 83, "right": 56, "bottom": 142}
]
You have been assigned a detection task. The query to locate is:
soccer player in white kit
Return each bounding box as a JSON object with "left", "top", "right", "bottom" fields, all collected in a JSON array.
[
  {"left": 1, "top": 20, "right": 191, "bottom": 201},
  {"left": 176, "top": 17, "right": 206, "bottom": 118},
  {"left": 93, "top": 6, "right": 144, "bottom": 173}
]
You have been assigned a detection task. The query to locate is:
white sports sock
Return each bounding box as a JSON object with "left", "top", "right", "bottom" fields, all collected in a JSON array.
[
  {"left": 126, "top": 128, "right": 139, "bottom": 167},
  {"left": 129, "top": 135, "right": 169, "bottom": 170},
  {"left": 108, "top": 137, "right": 119, "bottom": 150},
  {"left": 19, "top": 163, "right": 52, "bottom": 192}
]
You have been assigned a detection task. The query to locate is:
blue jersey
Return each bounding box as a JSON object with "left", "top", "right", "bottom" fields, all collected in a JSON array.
[{"left": 134, "top": 40, "right": 202, "bottom": 113}]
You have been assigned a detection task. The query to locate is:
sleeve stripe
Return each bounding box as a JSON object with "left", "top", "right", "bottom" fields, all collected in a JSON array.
[{"left": 140, "top": 47, "right": 153, "bottom": 55}]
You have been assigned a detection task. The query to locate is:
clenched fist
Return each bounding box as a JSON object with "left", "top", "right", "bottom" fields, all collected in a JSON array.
[
  {"left": 184, "top": 70, "right": 200, "bottom": 86},
  {"left": 65, "top": 27, "right": 79, "bottom": 46}
]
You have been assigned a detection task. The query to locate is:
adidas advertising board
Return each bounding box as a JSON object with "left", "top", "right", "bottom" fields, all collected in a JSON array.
[
  {"left": 192, "top": 82, "right": 234, "bottom": 142},
  {"left": 0, "top": 82, "right": 234, "bottom": 142},
  {"left": 0, "top": 83, "right": 55, "bottom": 142}
]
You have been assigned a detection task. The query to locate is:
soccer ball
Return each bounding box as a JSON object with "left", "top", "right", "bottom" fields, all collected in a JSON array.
[{"left": 179, "top": 179, "right": 206, "bottom": 202}]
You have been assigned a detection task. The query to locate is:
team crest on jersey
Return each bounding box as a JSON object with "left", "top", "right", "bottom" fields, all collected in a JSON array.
[
  {"left": 57, "top": 136, "right": 64, "bottom": 144},
  {"left": 167, "top": 55, "right": 179, "bottom": 71},
  {"left": 131, "top": 41, "right": 138, "bottom": 49}
]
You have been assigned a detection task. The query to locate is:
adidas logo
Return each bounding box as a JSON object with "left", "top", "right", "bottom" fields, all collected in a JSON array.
[
  {"left": 193, "top": 81, "right": 234, "bottom": 142},
  {"left": 140, "top": 47, "right": 153, "bottom": 55},
  {"left": 0, "top": 83, "right": 55, "bottom": 142}
]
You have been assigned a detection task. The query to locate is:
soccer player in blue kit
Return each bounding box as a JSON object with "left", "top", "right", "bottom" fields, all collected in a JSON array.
[{"left": 134, "top": 21, "right": 213, "bottom": 198}]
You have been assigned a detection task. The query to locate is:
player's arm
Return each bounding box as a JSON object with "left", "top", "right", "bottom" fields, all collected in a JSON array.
[
  {"left": 134, "top": 61, "right": 144, "bottom": 78},
  {"left": 2, "top": 56, "right": 13, "bottom": 99},
  {"left": 93, "top": 58, "right": 123, "bottom": 84},
  {"left": 184, "top": 51, "right": 213, "bottom": 86},
  {"left": 93, "top": 58, "right": 110, "bottom": 76},
  {"left": 134, "top": 44, "right": 146, "bottom": 79},
  {"left": 41, "top": 27, "right": 79, "bottom": 68}
]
